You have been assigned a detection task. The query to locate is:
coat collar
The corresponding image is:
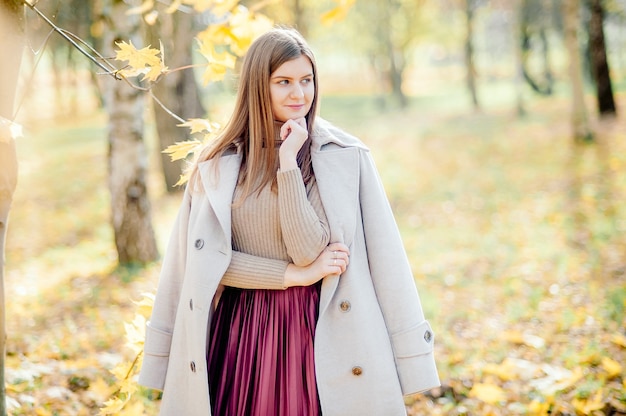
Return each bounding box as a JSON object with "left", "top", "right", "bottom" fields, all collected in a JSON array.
[{"left": 311, "top": 117, "right": 369, "bottom": 152}]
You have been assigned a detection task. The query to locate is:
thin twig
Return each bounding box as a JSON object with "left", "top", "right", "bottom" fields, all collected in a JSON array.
[
  {"left": 23, "top": 1, "right": 119, "bottom": 77},
  {"left": 20, "top": 0, "right": 189, "bottom": 124},
  {"left": 150, "top": 91, "right": 185, "bottom": 123}
]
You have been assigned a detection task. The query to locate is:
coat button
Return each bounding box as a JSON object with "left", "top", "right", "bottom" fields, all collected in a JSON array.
[
  {"left": 424, "top": 330, "right": 433, "bottom": 343},
  {"left": 339, "top": 300, "right": 351, "bottom": 312},
  {"left": 194, "top": 239, "right": 204, "bottom": 249},
  {"left": 189, "top": 299, "right": 193, "bottom": 311},
  {"left": 352, "top": 366, "right": 363, "bottom": 376},
  {"left": 190, "top": 361, "right": 196, "bottom": 372}
]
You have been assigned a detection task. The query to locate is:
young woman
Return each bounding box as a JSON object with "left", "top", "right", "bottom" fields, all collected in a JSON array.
[{"left": 138, "top": 28, "right": 439, "bottom": 416}]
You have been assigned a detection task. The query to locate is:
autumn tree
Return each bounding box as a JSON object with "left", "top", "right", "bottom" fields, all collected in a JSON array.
[
  {"left": 350, "top": 0, "right": 425, "bottom": 108},
  {"left": 464, "top": 0, "right": 481, "bottom": 110},
  {"left": 562, "top": 0, "right": 593, "bottom": 142},
  {"left": 520, "top": 0, "right": 555, "bottom": 95},
  {"left": 98, "top": 0, "right": 159, "bottom": 264},
  {"left": 0, "top": 1, "right": 24, "bottom": 414},
  {"left": 587, "top": 0, "right": 617, "bottom": 116}
]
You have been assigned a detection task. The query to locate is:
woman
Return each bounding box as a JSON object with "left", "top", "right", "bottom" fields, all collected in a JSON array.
[{"left": 138, "top": 28, "right": 439, "bottom": 416}]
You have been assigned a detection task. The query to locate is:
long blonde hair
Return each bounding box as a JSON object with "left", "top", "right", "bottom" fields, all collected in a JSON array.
[{"left": 188, "top": 28, "right": 319, "bottom": 201}]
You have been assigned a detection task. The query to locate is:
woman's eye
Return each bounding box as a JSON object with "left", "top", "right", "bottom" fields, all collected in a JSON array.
[
  {"left": 301, "top": 78, "right": 312, "bottom": 84},
  {"left": 278, "top": 80, "right": 289, "bottom": 85}
]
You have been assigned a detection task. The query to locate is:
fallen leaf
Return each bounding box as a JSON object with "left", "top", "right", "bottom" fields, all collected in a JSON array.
[
  {"left": 468, "top": 382, "right": 507, "bottom": 404},
  {"left": 600, "top": 356, "right": 622, "bottom": 379}
]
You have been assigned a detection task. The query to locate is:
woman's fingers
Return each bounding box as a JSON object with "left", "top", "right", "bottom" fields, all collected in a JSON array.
[{"left": 325, "top": 243, "right": 350, "bottom": 274}]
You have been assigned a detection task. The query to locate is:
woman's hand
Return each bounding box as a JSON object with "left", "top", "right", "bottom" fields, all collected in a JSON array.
[
  {"left": 279, "top": 117, "right": 308, "bottom": 171},
  {"left": 284, "top": 242, "right": 350, "bottom": 287}
]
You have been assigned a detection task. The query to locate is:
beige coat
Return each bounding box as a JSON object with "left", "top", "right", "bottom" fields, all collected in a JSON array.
[{"left": 138, "top": 119, "right": 440, "bottom": 415}]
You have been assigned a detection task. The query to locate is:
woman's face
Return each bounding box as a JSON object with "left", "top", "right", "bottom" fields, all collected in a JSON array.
[{"left": 269, "top": 55, "right": 315, "bottom": 122}]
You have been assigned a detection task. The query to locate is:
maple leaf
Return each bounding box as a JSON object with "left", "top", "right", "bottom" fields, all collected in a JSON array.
[
  {"left": 99, "top": 397, "right": 128, "bottom": 415},
  {"left": 178, "top": 118, "right": 220, "bottom": 134},
  {"left": 228, "top": 6, "right": 273, "bottom": 56},
  {"left": 162, "top": 139, "right": 203, "bottom": 161},
  {"left": 174, "top": 172, "right": 191, "bottom": 187},
  {"left": 115, "top": 40, "right": 168, "bottom": 82},
  {"left": 132, "top": 292, "right": 155, "bottom": 318},
  {"left": 196, "top": 40, "right": 237, "bottom": 84}
]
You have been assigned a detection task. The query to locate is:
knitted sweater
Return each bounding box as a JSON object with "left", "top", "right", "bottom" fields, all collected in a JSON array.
[{"left": 221, "top": 168, "right": 330, "bottom": 290}]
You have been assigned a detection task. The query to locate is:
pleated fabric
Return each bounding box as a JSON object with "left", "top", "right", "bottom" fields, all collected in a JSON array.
[{"left": 208, "top": 283, "right": 322, "bottom": 416}]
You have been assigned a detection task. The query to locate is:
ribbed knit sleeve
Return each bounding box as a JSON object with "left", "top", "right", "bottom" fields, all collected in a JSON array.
[
  {"left": 220, "top": 251, "right": 287, "bottom": 290},
  {"left": 277, "top": 169, "right": 330, "bottom": 266}
]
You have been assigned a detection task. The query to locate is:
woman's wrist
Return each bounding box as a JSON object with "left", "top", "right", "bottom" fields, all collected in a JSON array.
[{"left": 279, "top": 152, "right": 298, "bottom": 171}]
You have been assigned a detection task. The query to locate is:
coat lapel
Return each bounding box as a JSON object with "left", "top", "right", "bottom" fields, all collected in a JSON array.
[
  {"left": 198, "top": 154, "right": 241, "bottom": 241},
  {"left": 312, "top": 145, "right": 360, "bottom": 318}
]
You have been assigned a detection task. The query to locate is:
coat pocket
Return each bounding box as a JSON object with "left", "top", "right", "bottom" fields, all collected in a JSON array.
[
  {"left": 144, "top": 322, "right": 173, "bottom": 357},
  {"left": 391, "top": 320, "right": 435, "bottom": 358}
]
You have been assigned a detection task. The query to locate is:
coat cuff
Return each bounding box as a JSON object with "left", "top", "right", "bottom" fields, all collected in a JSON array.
[
  {"left": 137, "top": 322, "right": 172, "bottom": 391},
  {"left": 391, "top": 321, "right": 441, "bottom": 394}
]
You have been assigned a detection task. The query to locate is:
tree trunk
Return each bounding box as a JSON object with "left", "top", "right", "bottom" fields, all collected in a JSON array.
[
  {"left": 588, "top": 0, "right": 616, "bottom": 116},
  {"left": 293, "top": 0, "right": 308, "bottom": 38},
  {"left": 101, "top": 0, "right": 159, "bottom": 264},
  {"left": 379, "top": 0, "right": 408, "bottom": 109},
  {"left": 465, "top": 0, "right": 480, "bottom": 110},
  {"left": 146, "top": 7, "right": 205, "bottom": 192},
  {"left": 0, "top": 2, "right": 24, "bottom": 414},
  {"left": 514, "top": 0, "right": 526, "bottom": 117},
  {"left": 562, "top": 0, "right": 593, "bottom": 142}
]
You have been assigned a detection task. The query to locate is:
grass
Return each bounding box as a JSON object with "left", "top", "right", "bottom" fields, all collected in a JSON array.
[{"left": 4, "top": 86, "right": 626, "bottom": 414}]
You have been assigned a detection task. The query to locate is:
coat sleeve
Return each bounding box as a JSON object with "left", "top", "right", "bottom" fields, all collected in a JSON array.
[
  {"left": 358, "top": 150, "right": 440, "bottom": 395},
  {"left": 138, "top": 187, "right": 192, "bottom": 391}
]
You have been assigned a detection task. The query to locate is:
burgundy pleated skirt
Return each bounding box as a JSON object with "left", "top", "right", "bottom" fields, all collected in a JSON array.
[{"left": 208, "top": 283, "right": 322, "bottom": 416}]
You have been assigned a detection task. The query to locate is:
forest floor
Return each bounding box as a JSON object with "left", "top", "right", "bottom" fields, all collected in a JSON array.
[{"left": 4, "top": 90, "right": 626, "bottom": 415}]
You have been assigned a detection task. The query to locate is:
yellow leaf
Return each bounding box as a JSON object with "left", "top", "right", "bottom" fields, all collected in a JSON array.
[
  {"left": 483, "top": 361, "right": 516, "bottom": 381},
  {"left": 503, "top": 330, "right": 545, "bottom": 349},
  {"left": 119, "top": 377, "right": 139, "bottom": 396},
  {"left": 572, "top": 390, "right": 604, "bottom": 415},
  {"left": 133, "top": 292, "right": 155, "bottom": 318},
  {"left": 99, "top": 397, "right": 128, "bottom": 415},
  {"left": 125, "top": 315, "right": 147, "bottom": 353},
  {"left": 118, "top": 400, "right": 145, "bottom": 416},
  {"left": 90, "top": 378, "right": 115, "bottom": 402},
  {"left": 321, "top": 0, "right": 356, "bottom": 25},
  {"left": 110, "top": 363, "right": 131, "bottom": 382},
  {"left": 528, "top": 399, "right": 552, "bottom": 416},
  {"left": 162, "top": 139, "right": 203, "bottom": 161},
  {"left": 469, "top": 382, "right": 507, "bottom": 404},
  {"left": 178, "top": 118, "right": 220, "bottom": 134},
  {"left": 600, "top": 356, "right": 622, "bottom": 379},
  {"left": 228, "top": 6, "right": 273, "bottom": 56},
  {"left": 196, "top": 40, "right": 237, "bottom": 84},
  {"left": 174, "top": 172, "right": 190, "bottom": 187},
  {"left": 610, "top": 333, "right": 626, "bottom": 348},
  {"left": 115, "top": 40, "right": 167, "bottom": 82}
]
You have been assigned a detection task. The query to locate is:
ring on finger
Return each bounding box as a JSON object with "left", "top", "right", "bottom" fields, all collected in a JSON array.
[{"left": 333, "top": 258, "right": 337, "bottom": 266}]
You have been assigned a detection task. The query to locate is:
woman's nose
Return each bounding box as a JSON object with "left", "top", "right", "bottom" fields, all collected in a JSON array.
[{"left": 290, "top": 84, "right": 304, "bottom": 98}]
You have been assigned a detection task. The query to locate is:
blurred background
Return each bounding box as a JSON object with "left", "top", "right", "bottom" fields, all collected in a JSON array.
[{"left": 1, "top": 0, "right": 625, "bottom": 414}]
